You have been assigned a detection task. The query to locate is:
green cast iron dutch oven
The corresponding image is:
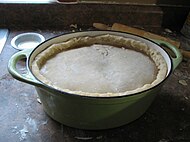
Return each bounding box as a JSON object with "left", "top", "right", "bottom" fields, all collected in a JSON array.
[{"left": 8, "top": 31, "right": 182, "bottom": 130}]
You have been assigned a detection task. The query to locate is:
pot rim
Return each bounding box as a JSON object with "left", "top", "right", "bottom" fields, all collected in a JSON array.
[{"left": 28, "top": 30, "right": 173, "bottom": 99}]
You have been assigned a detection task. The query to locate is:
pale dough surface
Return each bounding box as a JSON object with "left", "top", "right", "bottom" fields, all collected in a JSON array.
[{"left": 40, "top": 44, "right": 157, "bottom": 93}]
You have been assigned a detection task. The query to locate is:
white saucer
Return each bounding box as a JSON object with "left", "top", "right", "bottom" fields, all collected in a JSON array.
[{"left": 11, "top": 32, "right": 45, "bottom": 50}]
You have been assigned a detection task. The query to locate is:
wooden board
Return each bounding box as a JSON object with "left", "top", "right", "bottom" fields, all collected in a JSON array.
[{"left": 93, "top": 23, "right": 190, "bottom": 58}]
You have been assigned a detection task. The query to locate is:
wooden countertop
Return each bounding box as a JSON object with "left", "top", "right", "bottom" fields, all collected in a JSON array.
[{"left": 0, "top": 28, "right": 190, "bottom": 142}]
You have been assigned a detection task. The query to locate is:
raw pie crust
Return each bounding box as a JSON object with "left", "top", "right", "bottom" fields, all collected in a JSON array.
[{"left": 32, "top": 34, "right": 167, "bottom": 97}]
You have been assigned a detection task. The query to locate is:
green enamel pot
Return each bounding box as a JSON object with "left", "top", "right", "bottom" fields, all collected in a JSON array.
[{"left": 8, "top": 31, "right": 182, "bottom": 130}]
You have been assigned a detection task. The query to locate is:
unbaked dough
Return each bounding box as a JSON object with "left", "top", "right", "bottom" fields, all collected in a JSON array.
[{"left": 32, "top": 34, "right": 167, "bottom": 97}]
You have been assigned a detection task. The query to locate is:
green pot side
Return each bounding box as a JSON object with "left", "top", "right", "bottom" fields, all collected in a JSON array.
[{"left": 36, "top": 84, "right": 161, "bottom": 130}]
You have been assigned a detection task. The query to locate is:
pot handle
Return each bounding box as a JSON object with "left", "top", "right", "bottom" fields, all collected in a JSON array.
[
  {"left": 8, "top": 49, "right": 42, "bottom": 87},
  {"left": 152, "top": 40, "right": 183, "bottom": 71}
]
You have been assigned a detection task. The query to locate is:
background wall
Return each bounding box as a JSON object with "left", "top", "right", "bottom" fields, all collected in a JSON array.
[{"left": 0, "top": 2, "right": 189, "bottom": 32}]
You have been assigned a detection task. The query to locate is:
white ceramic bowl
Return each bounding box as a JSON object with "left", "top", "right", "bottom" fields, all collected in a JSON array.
[{"left": 11, "top": 32, "right": 45, "bottom": 50}]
